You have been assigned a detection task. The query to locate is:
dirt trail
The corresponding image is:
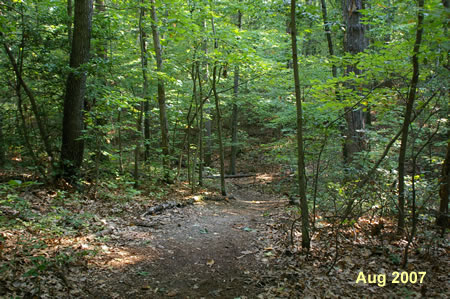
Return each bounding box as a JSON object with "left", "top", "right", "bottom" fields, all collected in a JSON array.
[{"left": 84, "top": 181, "right": 286, "bottom": 298}]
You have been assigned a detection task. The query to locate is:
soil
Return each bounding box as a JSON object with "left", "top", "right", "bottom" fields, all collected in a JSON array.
[{"left": 83, "top": 181, "right": 286, "bottom": 298}]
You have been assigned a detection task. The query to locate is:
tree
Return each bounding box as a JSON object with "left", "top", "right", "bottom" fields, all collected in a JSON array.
[
  {"left": 211, "top": 14, "right": 226, "bottom": 196},
  {"left": 138, "top": 1, "right": 151, "bottom": 162},
  {"left": 342, "top": 0, "right": 368, "bottom": 164},
  {"left": 0, "top": 110, "right": 4, "bottom": 166},
  {"left": 437, "top": 137, "right": 449, "bottom": 230},
  {"left": 229, "top": 7, "right": 242, "bottom": 175},
  {"left": 150, "top": 0, "right": 170, "bottom": 180},
  {"left": 397, "top": 0, "right": 424, "bottom": 233},
  {"left": 61, "top": 0, "right": 93, "bottom": 181},
  {"left": 290, "top": 0, "right": 310, "bottom": 250}
]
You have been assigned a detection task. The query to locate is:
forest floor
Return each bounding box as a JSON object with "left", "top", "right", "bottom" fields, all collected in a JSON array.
[
  {"left": 82, "top": 178, "right": 285, "bottom": 298},
  {"left": 1, "top": 171, "right": 449, "bottom": 298}
]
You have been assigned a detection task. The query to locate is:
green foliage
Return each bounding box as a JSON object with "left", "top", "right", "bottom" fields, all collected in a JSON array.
[{"left": 0, "top": 0, "right": 447, "bottom": 229}]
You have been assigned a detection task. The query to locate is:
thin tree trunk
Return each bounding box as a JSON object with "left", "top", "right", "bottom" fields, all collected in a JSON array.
[
  {"left": 202, "top": 20, "right": 212, "bottom": 167},
  {"left": 211, "top": 16, "right": 226, "bottom": 196},
  {"left": 61, "top": 0, "right": 93, "bottom": 181},
  {"left": 320, "top": 0, "right": 336, "bottom": 77},
  {"left": 150, "top": 0, "right": 170, "bottom": 180},
  {"left": 139, "top": 0, "right": 151, "bottom": 162},
  {"left": 437, "top": 138, "right": 449, "bottom": 229},
  {"left": 197, "top": 62, "right": 204, "bottom": 186},
  {"left": 212, "top": 64, "right": 226, "bottom": 196},
  {"left": 437, "top": 0, "right": 449, "bottom": 231},
  {"left": 2, "top": 37, "right": 54, "bottom": 162},
  {"left": 95, "top": 0, "right": 106, "bottom": 58},
  {"left": 16, "top": 82, "right": 45, "bottom": 178},
  {"left": 397, "top": 0, "right": 424, "bottom": 233},
  {"left": 0, "top": 109, "right": 4, "bottom": 167},
  {"left": 117, "top": 109, "right": 123, "bottom": 175},
  {"left": 67, "top": 0, "right": 73, "bottom": 46},
  {"left": 134, "top": 104, "right": 144, "bottom": 187},
  {"left": 290, "top": 0, "right": 310, "bottom": 250},
  {"left": 229, "top": 9, "right": 242, "bottom": 175}
]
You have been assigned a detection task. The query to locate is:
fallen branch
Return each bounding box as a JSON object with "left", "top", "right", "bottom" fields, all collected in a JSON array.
[{"left": 141, "top": 199, "right": 194, "bottom": 217}]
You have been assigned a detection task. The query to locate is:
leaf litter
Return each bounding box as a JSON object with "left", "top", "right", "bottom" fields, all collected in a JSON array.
[{"left": 0, "top": 176, "right": 448, "bottom": 298}]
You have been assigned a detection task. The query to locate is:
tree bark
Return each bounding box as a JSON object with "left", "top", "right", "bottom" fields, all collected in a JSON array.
[
  {"left": 202, "top": 20, "right": 212, "bottom": 167},
  {"left": 197, "top": 62, "right": 204, "bottom": 186},
  {"left": 212, "top": 63, "right": 226, "bottom": 196},
  {"left": 397, "top": 0, "right": 424, "bottom": 233},
  {"left": 320, "top": 0, "right": 336, "bottom": 77},
  {"left": 139, "top": 0, "right": 151, "bottom": 162},
  {"left": 290, "top": 0, "right": 310, "bottom": 250},
  {"left": 211, "top": 16, "right": 226, "bottom": 196},
  {"left": 0, "top": 110, "right": 4, "bottom": 166},
  {"left": 67, "top": 0, "right": 73, "bottom": 47},
  {"left": 229, "top": 9, "right": 242, "bottom": 175},
  {"left": 437, "top": 0, "right": 449, "bottom": 230},
  {"left": 150, "top": 0, "right": 170, "bottom": 180},
  {"left": 342, "top": 0, "right": 368, "bottom": 164},
  {"left": 61, "top": 0, "right": 93, "bottom": 181},
  {"left": 437, "top": 138, "right": 449, "bottom": 229}
]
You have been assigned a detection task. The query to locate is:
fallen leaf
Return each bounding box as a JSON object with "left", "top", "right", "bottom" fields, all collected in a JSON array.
[{"left": 167, "top": 290, "right": 178, "bottom": 297}]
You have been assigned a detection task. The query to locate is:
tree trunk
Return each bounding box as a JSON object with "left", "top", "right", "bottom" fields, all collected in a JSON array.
[
  {"left": 150, "top": 0, "right": 170, "bottom": 180},
  {"left": 2, "top": 37, "right": 54, "bottom": 163},
  {"left": 212, "top": 63, "right": 226, "bottom": 196},
  {"left": 342, "top": 0, "right": 368, "bottom": 164},
  {"left": 134, "top": 104, "right": 143, "bottom": 187},
  {"left": 197, "top": 62, "right": 204, "bottom": 186},
  {"left": 67, "top": 0, "right": 73, "bottom": 47},
  {"left": 202, "top": 20, "right": 212, "bottom": 167},
  {"left": 61, "top": 0, "right": 93, "bottom": 182},
  {"left": 320, "top": 0, "right": 336, "bottom": 77},
  {"left": 139, "top": 0, "right": 150, "bottom": 162},
  {"left": 211, "top": 16, "right": 226, "bottom": 196},
  {"left": 437, "top": 0, "right": 449, "bottom": 230},
  {"left": 437, "top": 138, "right": 449, "bottom": 229},
  {"left": 290, "top": 0, "right": 310, "bottom": 250},
  {"left": 397, "top": 0, "right": 424, "bottom": 233},
  {"left": 0, "top": 110, "right": 4, "bottom": 166},
  {"left": 229, "top": 9, "right": 242, "bottom": 175},
  {"left": 117, "top": 109, "right": 123, "bottom": 175},
  {"left": 94, "top": 0, "right": 106, "bottom": 58}
]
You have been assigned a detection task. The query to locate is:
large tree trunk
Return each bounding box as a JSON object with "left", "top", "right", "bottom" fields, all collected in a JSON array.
[
  {"left": 290, "top": 0, "right": 310, "bottom": 251},
  {"left": 229, "top": 9, "right": 242, "bottom": 175},
  {"left": 342, "top": 0, "right": 368, "bottom": 164},
  {"left": 60, "top": 0, "right": 93, "bottom": 181},
  {"left": 150, "top": 0, "right": 170, "bottom": 180},
  {"left": 397, "top": 0, "right": 424, "bottom": 233}
]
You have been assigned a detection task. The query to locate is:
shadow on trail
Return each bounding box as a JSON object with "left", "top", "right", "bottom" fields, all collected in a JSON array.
[{"left": 84, "top": 180, "right": 287, "bottom": 298}]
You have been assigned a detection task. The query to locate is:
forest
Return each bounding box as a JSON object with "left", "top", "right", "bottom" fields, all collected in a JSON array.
[{"left": 0, "top": 0, "right": 448, "bottom": 297}]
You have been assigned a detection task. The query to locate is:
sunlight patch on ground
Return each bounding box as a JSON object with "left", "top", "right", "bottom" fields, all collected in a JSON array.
[{"left": 88, "top": 242, "right": 160, "bottom": 269}]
